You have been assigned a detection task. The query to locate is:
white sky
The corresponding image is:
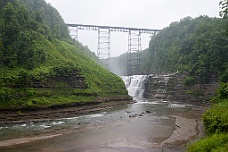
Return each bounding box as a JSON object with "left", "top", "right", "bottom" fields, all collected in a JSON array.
[{"left": 45, "top": 0, "right": 220, "bottom": 57}]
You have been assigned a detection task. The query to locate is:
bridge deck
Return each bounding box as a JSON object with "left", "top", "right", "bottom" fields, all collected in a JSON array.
[{"left": 66, "top": 23, "right": 160, "bottom": 34}]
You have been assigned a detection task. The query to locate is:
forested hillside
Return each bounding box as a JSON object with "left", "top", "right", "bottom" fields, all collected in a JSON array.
[
  {"left": 186, "top": 1, "right": 228, "bottom": 151},
  {"left": 0, "top": 0, "right": 129, "bottom": 109},
  {"left": 147, "top": 16, "right": 228, "bottom": 83},
  {"left": 108, "top": 16, "right": 228, "bottom": 81}
]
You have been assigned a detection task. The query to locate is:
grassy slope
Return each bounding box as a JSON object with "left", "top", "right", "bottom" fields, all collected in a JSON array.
[
  {"left": 0, "top": 32, "right": 129, "bottom": 109},
  {"left": 186, "top": 83, "right": 228, "bottom": 152}
]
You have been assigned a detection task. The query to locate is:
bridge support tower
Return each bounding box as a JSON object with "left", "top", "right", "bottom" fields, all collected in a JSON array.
[
  {"left": 127, "top": 30, "right": 142, "bottom": 76},
  {"left": 97, "top": 28, "right": 111, "bottom": 59},
  {"left": 66, "top": 24, "right": 160, "bottom": 75},
  {"left": 97, "top": 28, "right": 111, "bottom": 69}
]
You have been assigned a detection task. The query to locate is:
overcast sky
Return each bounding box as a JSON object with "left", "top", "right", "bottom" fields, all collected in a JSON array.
[{"left": 45, "top": 0, "right": 220, "bottom": 57}]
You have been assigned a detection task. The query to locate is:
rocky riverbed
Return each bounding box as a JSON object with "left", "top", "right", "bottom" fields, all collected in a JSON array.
[{"left": 0, "top": 99, "right": 208, "bottom": 152}]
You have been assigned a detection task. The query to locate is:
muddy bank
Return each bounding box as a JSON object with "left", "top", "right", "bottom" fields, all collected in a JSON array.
[
  {"left": 160, "top": 104, "right": 208, "bottom": 152},
  {"left": 0, "top": 134, "right": 62, "bottom": 147},
  {"left": 162, "top": 116, "right": 202, "bottom": 149}
]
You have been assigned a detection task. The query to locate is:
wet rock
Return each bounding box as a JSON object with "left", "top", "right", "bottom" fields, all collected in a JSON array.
[
  {"left": 139, "top": 114, "right": 144, "bottom": 117},
  {"left": 175, "top": 125, "right": 181, "bottom": 128},
  {"left": 129, "top": 114, "right": 139, "bottom": 118},
  {"left": 126, "top": 111, "right": 132, "bottom": 114}
]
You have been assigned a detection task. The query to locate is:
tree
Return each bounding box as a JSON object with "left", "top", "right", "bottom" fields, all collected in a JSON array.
[
  {"left": 147, "top": 16, "right": 228, "bottom": 82},
  {"left": 1, "top": 2, "right": 20, "bottom": 46},
  {"left": 220, "top": 0, "right": 228, "bottom": 18},
  {"left": 17, "top": 6, "right": 30, "bottom": 25},
  {"left": 1, "top": 2, "right": 20, "bottom": 67},
  {"left": 35, "top": 11, "right": 43, "bottom": 23},
  {"left": 220, "top": 0, "right": 228, "bottom": 34}
]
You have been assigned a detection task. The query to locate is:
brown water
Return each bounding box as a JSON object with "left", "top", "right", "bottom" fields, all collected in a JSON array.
[{"left": 0, "top": 98, "right": 202, "bottom": 152}]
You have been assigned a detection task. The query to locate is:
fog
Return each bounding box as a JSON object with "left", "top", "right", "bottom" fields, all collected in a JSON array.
[{"left": 45, "top": 0, "right": 220, "bottom": 57}]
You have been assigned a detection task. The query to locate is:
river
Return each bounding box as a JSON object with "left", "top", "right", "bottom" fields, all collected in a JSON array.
[{"left": 0, "top": 75, "right": 205, "bottom": 152}]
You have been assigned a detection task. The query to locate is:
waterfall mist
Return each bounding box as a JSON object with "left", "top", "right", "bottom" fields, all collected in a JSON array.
[{"left": 121, "top": 75, "right": 147, "bottom": 98}]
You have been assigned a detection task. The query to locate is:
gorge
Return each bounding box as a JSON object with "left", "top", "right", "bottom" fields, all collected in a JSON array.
[
  {"left": 0, "top": 74, "right": 208, "bottom": 152},
  {"left": 0, "top": 0, "right": 227, "bottom": 151}
]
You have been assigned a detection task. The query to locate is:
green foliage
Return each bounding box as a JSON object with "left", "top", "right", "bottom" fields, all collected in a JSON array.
[
  {"left": 0, "top": 2, "right": 49, "bottom": 68},
  {"left": 16, "top": 70, "right": 30, "bottom": 88},
  {"left": 0, "top": 87, "right": 13, "bottom": 104},
  {"left": 220, "top": 0, "right": 228, "bottom": 18},
  {"left": 186, "top": 133, "right": 228, "bottom": 152},
  {"left": 187, "top": 82, "right": 228, "bottom": 151},
  {"left": 203, "top": 83, "right": 228, "bottom": 135},
  {"left": 0, "top": 36, "right": 128, "bottom": 109},
  {"left": 203, "top": 101, "right": 228, "bottom": 134},
  {"left": 211, "top": 83, "right": 228, "bottom": 103},
  {"left": 217, "top": 83, "right": 228, "bottom": 100},
  {"left": 18, "top": 0, "right": 71, "bottom": 41},
  {"left": 221, "top": 67, "right": 228, "bottom": 83},
  {"left": 74, "top": 42, "right": 100, "bottom": 63},
  {"left": 147, "top": 16, "right": 228, "bottom": 82},
  {"left": 0, "top": 0, "right": 129, "bottom": 109},
  {"left": 220, "top": 0, "right": 228, "bottom": 34},
  {"left": 184, "top": 76, "right": 196, "bottom": 87}
]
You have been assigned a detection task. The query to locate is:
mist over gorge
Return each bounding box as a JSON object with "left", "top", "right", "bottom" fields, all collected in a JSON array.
[{"left": 0, "top": 0, "right": 228, "bottom": 152}]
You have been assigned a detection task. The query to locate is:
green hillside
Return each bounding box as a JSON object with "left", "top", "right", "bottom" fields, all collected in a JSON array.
[
  {"left": 109, "top": 17, "right": 228, "bottom": 80},
  {"left": 147, "top": 16, "right": 228, "bottom": 83},
  {"left": 0, "top": 0, "right": 130, "bottom": 109}
]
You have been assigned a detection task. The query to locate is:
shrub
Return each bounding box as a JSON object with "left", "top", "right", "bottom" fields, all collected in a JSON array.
[
  {"left": 184, "top": 76, "right": 196, "bottom": 87},
  {"left": 0, "top": 87, "right": 12, "bottom": 104},
  {"left": 203, "top": 101, "right": 228, "bottom": 134},
  {"left": 211, "top": 83, "right": 228, "bottom": 103},
  {"left": 186, "top": 133, "right": 228, "bottom": 152},
  {"left": 221, "top": 68, "right": 228, "bottom": 83}
]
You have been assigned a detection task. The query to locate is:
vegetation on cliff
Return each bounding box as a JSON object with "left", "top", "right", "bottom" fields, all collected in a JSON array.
[
  {"left": 147, "top": 16, "right": 228, "bottom": 83},
  {"left": 186, "top": 1, "right": 228, "bottom": 151},
  {"left": 187, "top": 83, "right": 228, "bottom": 152},
  {"left": 110, "top": 16, "right": 228, "bottom": 83},
  {"left": 0, "top": 0, "right": 129, "bottom": 109}
]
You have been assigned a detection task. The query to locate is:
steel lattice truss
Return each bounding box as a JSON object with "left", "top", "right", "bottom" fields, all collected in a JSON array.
[{"left": 67, "top": 24, "right": 160, "bottom": 75}]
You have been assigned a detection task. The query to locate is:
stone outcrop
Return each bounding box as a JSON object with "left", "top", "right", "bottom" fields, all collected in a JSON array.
[
  {"left": 143, "top": 73, "right": 219, "bottom": 102},
  {"left": 30, "top": 73, "right": 86, "bottom": 88}
]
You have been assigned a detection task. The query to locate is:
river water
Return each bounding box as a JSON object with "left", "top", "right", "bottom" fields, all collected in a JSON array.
[{"left": 0, "top": 75, "right": 204, "bottom": 152}]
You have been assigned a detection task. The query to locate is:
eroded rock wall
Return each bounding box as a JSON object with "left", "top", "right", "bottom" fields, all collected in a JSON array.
[{"left": 143, "top": 74, "right": 219, "bottom": 102}]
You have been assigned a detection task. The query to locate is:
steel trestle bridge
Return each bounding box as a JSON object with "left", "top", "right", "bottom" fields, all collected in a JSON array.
[{"left": 66, "top": 23, "right": 160, "bottom": 75}]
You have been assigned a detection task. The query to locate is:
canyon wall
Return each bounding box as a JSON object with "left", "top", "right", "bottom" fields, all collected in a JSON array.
[{"left": 143, "top": 74, "right": 219, "bottom": 102}]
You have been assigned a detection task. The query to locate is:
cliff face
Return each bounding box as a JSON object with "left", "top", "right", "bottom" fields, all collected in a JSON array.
[{"left": 143, "top": 74, "right": 219, "bottom": 102}]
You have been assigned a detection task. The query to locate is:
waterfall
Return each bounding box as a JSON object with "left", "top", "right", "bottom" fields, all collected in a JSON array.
[{"left": 121, "top": 75, "right": 147, "bottom": 98}]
